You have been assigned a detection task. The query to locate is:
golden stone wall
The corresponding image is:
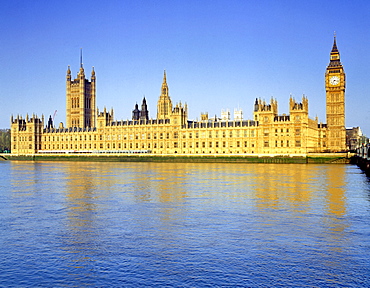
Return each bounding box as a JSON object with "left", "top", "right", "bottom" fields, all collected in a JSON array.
[{"left": 11, "top": 107, "right": 321, "bottom": 156}]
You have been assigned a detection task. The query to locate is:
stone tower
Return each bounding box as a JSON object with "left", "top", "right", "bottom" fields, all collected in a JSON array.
[
  {"left": 66, "top": 53, "right": 96, "bottom": 128},
  {"left": 325, "top": 35, "right": 346, "bottom": 151},
  {"left": 132, "top": 103, "right": 140, "bottom": 121},
  {"left": 157, "top": 71, "right": 173, "bottom": 120},
  {"left": 140, "top": 97, "right": 149, "bottom": 121}
]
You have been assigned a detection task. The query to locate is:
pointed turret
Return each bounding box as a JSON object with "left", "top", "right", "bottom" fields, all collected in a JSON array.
[
  {"left": 66, "top": 65, "right": 71, "bottom": 82},
  {"left": 78, "top": 66, "right": 85, "bottom": 77},
  {"left": 132, "top": 103, "right": 140, "bottom": 120},
  {"left": 254, "top": 98, "right": 259, "bottom": 112},
  {"left": 140, "top": 97, "right": 149, "bottom": 121},
  {"left": 47, "top": 115, "right": 53, "bottom": 129}
]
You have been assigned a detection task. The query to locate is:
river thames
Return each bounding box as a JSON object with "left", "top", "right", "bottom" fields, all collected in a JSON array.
[{"left": 1, "top": 161, "right": 369, "bottom": 287}]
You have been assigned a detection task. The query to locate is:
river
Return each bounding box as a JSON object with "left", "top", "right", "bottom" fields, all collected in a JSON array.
[{"left": 1, "top": 161, "right": 369, "bottom": 287}]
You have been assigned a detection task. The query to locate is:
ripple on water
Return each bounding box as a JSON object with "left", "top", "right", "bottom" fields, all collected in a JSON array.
[{"left": 0, "top": 162, "right": 369, "bottom": 287}]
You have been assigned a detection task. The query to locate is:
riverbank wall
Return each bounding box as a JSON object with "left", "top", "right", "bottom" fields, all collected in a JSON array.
[{"left": 1, "top": 153, "right": 353, "bottom": 164}]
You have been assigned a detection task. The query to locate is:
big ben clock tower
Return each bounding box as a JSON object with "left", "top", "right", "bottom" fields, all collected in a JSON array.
[{"left": 325, "top": 35, "right": 346, "bottom": 152}]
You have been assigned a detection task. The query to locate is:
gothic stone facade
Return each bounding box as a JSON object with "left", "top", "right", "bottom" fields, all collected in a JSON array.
[{"left": 11, "top": 38, "right": 346, "bottom": 156}]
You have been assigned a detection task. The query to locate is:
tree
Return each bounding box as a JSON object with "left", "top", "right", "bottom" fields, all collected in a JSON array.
[{"left": 0, "top": 129, "right": 11, "bottom": 152}]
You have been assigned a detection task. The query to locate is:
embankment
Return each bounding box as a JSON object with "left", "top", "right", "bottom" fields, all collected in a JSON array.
[{"left": 4, "top": 153, "right": 352, "bottom": 164}]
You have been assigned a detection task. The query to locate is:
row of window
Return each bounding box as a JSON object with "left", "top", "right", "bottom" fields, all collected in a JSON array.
[
  {"left": 15, "top": 141, "right": 301, "bottom": 151},
  {"left": 69, "top": 96, "right": 93, "bottom": 109},
  {"left": 71, "top": 97, "right": 80, "bottom": 108},
  {"left": 42, "top": 129, "right": 260, "bottom": 139},
  {"left": 15, "top": 136, "right": 32, "bottom": 141},
  {"left": 263, "top": 140, "right": 300, "bottom": 148},
  {"left": 13, "top": 144, "right": 33, "bottom": 150},
  {"left": 14, "top": 129, "right": 302, "bottom": 146},
  {"left": 41, "top": 131, "right": 260, "bottom": 142},
  {"left": 44, "top": 141, "right": 250, "bottom": 150},
  {"left": 13, "top": 126, "right": 43, "bottom": 133},
  {"left": 43, "top": 139, "right": 304, "bottom": 151}
]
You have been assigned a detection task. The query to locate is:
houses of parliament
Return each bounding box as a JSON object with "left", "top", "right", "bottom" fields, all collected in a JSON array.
[{"left": 10, "top": 37, "right": 346, "bottom": 156}]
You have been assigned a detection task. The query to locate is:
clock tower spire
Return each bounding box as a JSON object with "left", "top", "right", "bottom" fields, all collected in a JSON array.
[{"left": 325, "top": 34, "right": 346, "bottom": 152}]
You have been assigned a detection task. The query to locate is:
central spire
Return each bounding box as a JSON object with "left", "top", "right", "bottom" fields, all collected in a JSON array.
[
  {"left": 157, "top": 70, "right": 173, "bottom": 120},
  {"left": 161, "top": 70, "right": 168, "bottom": 96}
]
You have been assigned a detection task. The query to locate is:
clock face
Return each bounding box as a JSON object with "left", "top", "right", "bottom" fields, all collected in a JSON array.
[{"left": 329, "top": 76, "right": 340, "bottom": 86}]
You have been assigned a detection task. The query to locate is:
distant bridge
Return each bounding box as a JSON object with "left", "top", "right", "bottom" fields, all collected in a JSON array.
[{"left": 353, "top": 144, "right": 370, "bottom": 175}]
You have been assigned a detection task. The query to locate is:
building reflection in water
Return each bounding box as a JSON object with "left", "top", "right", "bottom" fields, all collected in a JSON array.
[
  {"left": 62, "top": 163, "right": 101, "bottom": 273},
  {"left": 251, "top": 164, "right": 347, "bottom": 215},
  {"left": 129, "top": 162, "right": 188, "bottom": 204},
  {"left": 251, "top": 163, "right": 348, "bottom": 256},
  {"left": 253, "top": 164, "right": 314, "bottom": 210},
  {"left": 323, "top": 165, "right": 348, "bottom": 255},
  {"left": 60, "top": 162, "right": 192, "bottom": 272},
  {"left": 53, "top": 162, "right": 350, "bottom": 274},
  {"left": 325, "top": 165, "right": 346, "bottom": 217}
]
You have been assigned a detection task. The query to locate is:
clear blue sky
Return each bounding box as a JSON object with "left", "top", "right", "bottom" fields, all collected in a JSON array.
[{"left": 1, "top": 0, "right": 369, "bottom": 135}]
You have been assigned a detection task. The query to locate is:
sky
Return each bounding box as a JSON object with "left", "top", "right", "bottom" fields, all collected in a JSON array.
[{"left": 1, "top": 0, "right": 369, "bottom": 135}]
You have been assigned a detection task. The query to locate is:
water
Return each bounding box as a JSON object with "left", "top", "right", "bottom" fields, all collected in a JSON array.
[{"left": 1, "top": 161, "right": 370, "bottom": 287}]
